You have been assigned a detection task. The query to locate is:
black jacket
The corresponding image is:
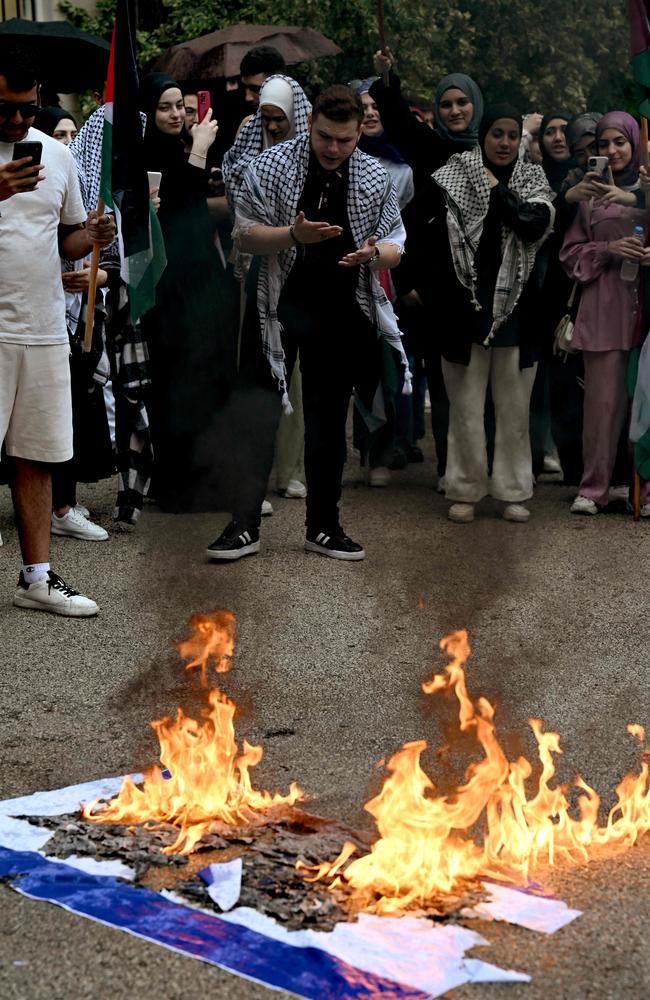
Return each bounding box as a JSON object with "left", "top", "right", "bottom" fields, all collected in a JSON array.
[
  {"left": 396, "top": 179, "right": 551, "bottom": 368},
  {"left": 368, "top": 73, "right": 473, "bottom": 192}
]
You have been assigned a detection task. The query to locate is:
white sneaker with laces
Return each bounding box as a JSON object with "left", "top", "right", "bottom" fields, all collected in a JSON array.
[
  {"left": 448, "top": 503, "right": 475, "bottom": 523},
  {"left": 51, "top": 508, "right": 109, "bottom": 541},
  {"left": 261, "top": 499, "right": 274, "bottom": 516},
  {"left": 570, "top": 495, "right": 599, "bottom": 515},
  {"left": 13, "top": 570, "right": 99, "bottom": 617},
  {"left": 503, "top": 503, "right": 530, "bottom": 522}
]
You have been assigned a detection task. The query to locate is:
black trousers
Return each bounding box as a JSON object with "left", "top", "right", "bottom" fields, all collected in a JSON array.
[{"left": 229, "top": 294, "right": 382, "bottom": 534}]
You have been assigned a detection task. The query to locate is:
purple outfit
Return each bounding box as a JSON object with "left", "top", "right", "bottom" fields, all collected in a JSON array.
[
  {"left": 560, "top": 201, "right": 643, "bottom": 351},
  {"left": 559, "top": 111, "right": 650, "bottom": 506}
]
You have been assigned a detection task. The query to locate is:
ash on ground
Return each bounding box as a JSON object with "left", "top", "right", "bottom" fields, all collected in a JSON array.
[{"left": 23, "top": 807, "right": 483, "bottom": 929}]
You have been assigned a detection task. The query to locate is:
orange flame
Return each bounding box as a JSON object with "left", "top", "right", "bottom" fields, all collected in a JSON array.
[
  {"left": 301, "top": 630, "right": 650, "bottom": 913},
  {"left": 178, "top": 610, "right": 236, "bottom": 686},
  {"left": 83, "top": 612, "right": 301, "bottom": 853}
]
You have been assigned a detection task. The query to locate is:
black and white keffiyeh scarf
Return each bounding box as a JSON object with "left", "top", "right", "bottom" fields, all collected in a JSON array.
[
  {"left": 233, "top": 132, "right": 411, "bottom": 409},
  {"left": 222, "top": 75, "right": 311, "bottom": 211},
  {"left": 70, "top": 105, "right": 147, "bottom": 262},
  {"left": 70, "top": 107, "right": 153, "bottom": 523},
  {"left": 433, "top": 147, "right": 555, "bottom": 344}
]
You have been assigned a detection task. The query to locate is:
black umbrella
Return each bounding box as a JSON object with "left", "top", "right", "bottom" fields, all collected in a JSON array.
[{"left": 0, "top": 18, "right": 110, "bottom": 93}]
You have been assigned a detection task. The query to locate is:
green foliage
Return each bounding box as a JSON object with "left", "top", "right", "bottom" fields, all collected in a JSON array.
[{"left": 58, "top": 0, "right": 631, "bottom": 112}]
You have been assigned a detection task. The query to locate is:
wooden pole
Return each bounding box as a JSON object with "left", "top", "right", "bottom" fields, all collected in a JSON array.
[
  {"left": 633, "top": 119, "right": 650, "bottom": 519},
  {"left": 376, "top": 0, "right": 389, "bottom": 86},
  {"left": 83, "top": 198, "right": 105, "bottom": 353}
]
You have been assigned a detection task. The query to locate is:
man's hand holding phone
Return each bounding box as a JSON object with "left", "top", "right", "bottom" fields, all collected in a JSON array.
[{"left": 0, "top": 157, "right": 44, "bottom": 200}]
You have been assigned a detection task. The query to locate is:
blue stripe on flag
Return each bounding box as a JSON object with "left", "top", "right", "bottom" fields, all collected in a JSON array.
[{"left": 0, "top": 848, "right": 427, "bottom": 1000}]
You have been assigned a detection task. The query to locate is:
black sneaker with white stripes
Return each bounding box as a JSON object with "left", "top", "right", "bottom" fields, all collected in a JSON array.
[
  {"left": 304, "top": 529, "right": 365, "bottom": 561},
  {"left": 206, "top": 522, "right": 260, "bottom": 561}
]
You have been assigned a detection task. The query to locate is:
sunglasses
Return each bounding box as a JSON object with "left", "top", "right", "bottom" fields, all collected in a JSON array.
[{"left": 0, "top": 101, "right": 40, "bottom": 119}]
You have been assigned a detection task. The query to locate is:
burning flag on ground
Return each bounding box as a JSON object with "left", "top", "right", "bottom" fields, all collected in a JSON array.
[
  {"left": 83, "top": 609, "right": 302, "bottom": 854},
  {"left": 1, "top": 618, "right": 648, "bottom": 997},
  {"left": 100, "top": 0, "right": 166, "bottom": 321},
  {"left": 302, "top": 630, "right": 650, "bottom": 914}
]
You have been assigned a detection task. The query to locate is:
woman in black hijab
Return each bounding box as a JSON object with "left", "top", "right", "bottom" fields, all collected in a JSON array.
[
  {"left": 34, "top": 105, "right": 78, "bottom": 144},
  {"left": 529, "top": 110, "right": 579, "bottom": 481},
  {"left": 139, "top": 73, "right": 238, "bottom": 513},
  {"left": 429, "top": 105, "right": 555, "bottom": 524}
]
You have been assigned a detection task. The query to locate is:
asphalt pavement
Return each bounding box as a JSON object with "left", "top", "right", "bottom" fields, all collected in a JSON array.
[{"left": 1, "top": 448, "right": 649, "bottom": 1000}]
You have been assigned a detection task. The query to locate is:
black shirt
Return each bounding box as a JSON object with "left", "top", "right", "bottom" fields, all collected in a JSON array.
[{"left": 282, "top": 152, "right": 360, "bottom": 305}]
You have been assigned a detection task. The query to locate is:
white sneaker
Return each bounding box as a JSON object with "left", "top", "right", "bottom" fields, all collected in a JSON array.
[
  {"left": 503, "top": 503, "right": 530, "bottom": 522},
  {"left": 570, "top": 495, "right": 599, "bottom": 515},
  {"left": 279, "top": 479, "right": 307, "bottom": 499},
  {"left": 74, "top": 504, "right": 90, "bottom": 518},
  {"left": 261, "top": 499, "right": 274, "bottom": 516},
  {"left": 448, "top": 503, "right": 475, "bottom": 523},
  {"left": 13, "top": 570, "right": 99, "bottom": 617},
  {"left": 368, "top": 466, "right": 391, "bottom": 487},
  {"left": 51, "top": 508, "right": 109, "bottom": 541},
  {"left": 543, "top": 454, "right": 562, "bottom": 474}
]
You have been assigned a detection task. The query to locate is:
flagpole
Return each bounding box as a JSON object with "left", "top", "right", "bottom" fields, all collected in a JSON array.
[
  {"left": 83, "top": 198, "right": 105, "bottom": 353},
  {"left": 633, "top": 118, "right": 650, "bottom": 519},
  {"left": 376, "top": 0, "right": 389, "bottom": 86}
]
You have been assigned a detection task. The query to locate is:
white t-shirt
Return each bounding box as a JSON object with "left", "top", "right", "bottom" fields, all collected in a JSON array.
[{"left": 0, "top": 126, "right": 86, "bottom": 345}]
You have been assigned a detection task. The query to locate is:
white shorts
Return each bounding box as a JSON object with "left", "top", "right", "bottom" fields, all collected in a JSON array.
[{"left": 0, "top": 342, "right": 73, "bottom": 463}]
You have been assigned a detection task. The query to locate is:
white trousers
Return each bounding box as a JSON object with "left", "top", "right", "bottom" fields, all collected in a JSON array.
[{"left": 442, "top": 344, "right": 537, "bottom": 503}]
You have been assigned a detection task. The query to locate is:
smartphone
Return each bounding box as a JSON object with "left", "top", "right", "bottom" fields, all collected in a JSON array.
[
  {"left": 197, "top": 90, "right": 211, "bottom": 123},
  {"left": 147, "top": 170, "right": 162, "bottom": 192},
  {"left": 12, "top": 140, "right": 42, "bottom": 166},
  {"left": 587, "top": 155, "right": 609, "bottom": 182}
]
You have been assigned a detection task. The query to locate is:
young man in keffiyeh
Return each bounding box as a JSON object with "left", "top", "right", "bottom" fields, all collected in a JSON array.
[{"left": 206, "top": 85, "right": 411, "bottom": 562}]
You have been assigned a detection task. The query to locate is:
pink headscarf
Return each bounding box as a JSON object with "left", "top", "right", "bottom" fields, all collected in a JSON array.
[{"left": 596, "top": 111, "right": 641, "bottom": 188}]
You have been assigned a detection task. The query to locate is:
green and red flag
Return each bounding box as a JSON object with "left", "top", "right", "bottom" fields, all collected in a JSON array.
[
  {"left": 630, "top": 0, "right": 650, "bottom": 118},
  {"left": 100, "top": 0, "right": 165, "bottom": 321}
]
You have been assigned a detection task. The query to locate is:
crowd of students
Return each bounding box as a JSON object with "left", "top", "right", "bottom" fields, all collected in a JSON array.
[{"left": 1, "top": 39, "right": 649, "bottom": 615}]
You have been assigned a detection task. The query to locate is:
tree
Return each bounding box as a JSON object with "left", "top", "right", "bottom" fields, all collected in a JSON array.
[{"left": 59, "top": 0, "right": 630, "bottom": 111}]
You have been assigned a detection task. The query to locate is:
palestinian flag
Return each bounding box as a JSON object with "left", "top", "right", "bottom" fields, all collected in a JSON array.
[
  {"left": 630, "top": 0, "right": 650, "bottom": 117},
  {"left": 100, "top": 0, "right": 165, "bottom": 322}
]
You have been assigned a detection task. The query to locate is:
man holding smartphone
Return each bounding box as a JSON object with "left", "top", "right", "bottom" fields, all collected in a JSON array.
[{"left": 0, "top": 45, "right": 115, "bottom": 617}]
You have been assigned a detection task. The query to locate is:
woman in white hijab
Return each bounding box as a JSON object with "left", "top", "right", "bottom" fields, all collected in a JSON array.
[{"left": 223, "top": 75, "right": 311, "bottom": 210}]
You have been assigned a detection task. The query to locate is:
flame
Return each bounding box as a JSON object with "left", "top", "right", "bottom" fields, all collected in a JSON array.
[
  {"left": 301, "top": 630, "right": 650, "bottom": 913},
  {"left": 83, "top": 612, "right": 302, "bottom": 853},
  {"left": 178, "top": 610, "right": 236, "bottom": 686}
]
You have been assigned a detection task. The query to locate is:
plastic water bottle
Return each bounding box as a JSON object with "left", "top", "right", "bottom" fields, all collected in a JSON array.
[{"left": 621, "top": 225, "right": 645, "bottom": 281}]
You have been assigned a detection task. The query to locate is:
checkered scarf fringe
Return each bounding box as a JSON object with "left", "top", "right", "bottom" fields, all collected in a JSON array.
[
  {"left": 433, "top": 147, "right": 555, "bottom": 344},
  {"left": 222, "top": 75, "right": 311, "bottom": 211},
  {"left": 233, "top": 133, "right": 411, "bottom": 409},
  {"left": 107, "top": 281, "right": 153, "bottom": 525},
  {"left": 70, "top": 108, "right": 152, "bottom": 523}
]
